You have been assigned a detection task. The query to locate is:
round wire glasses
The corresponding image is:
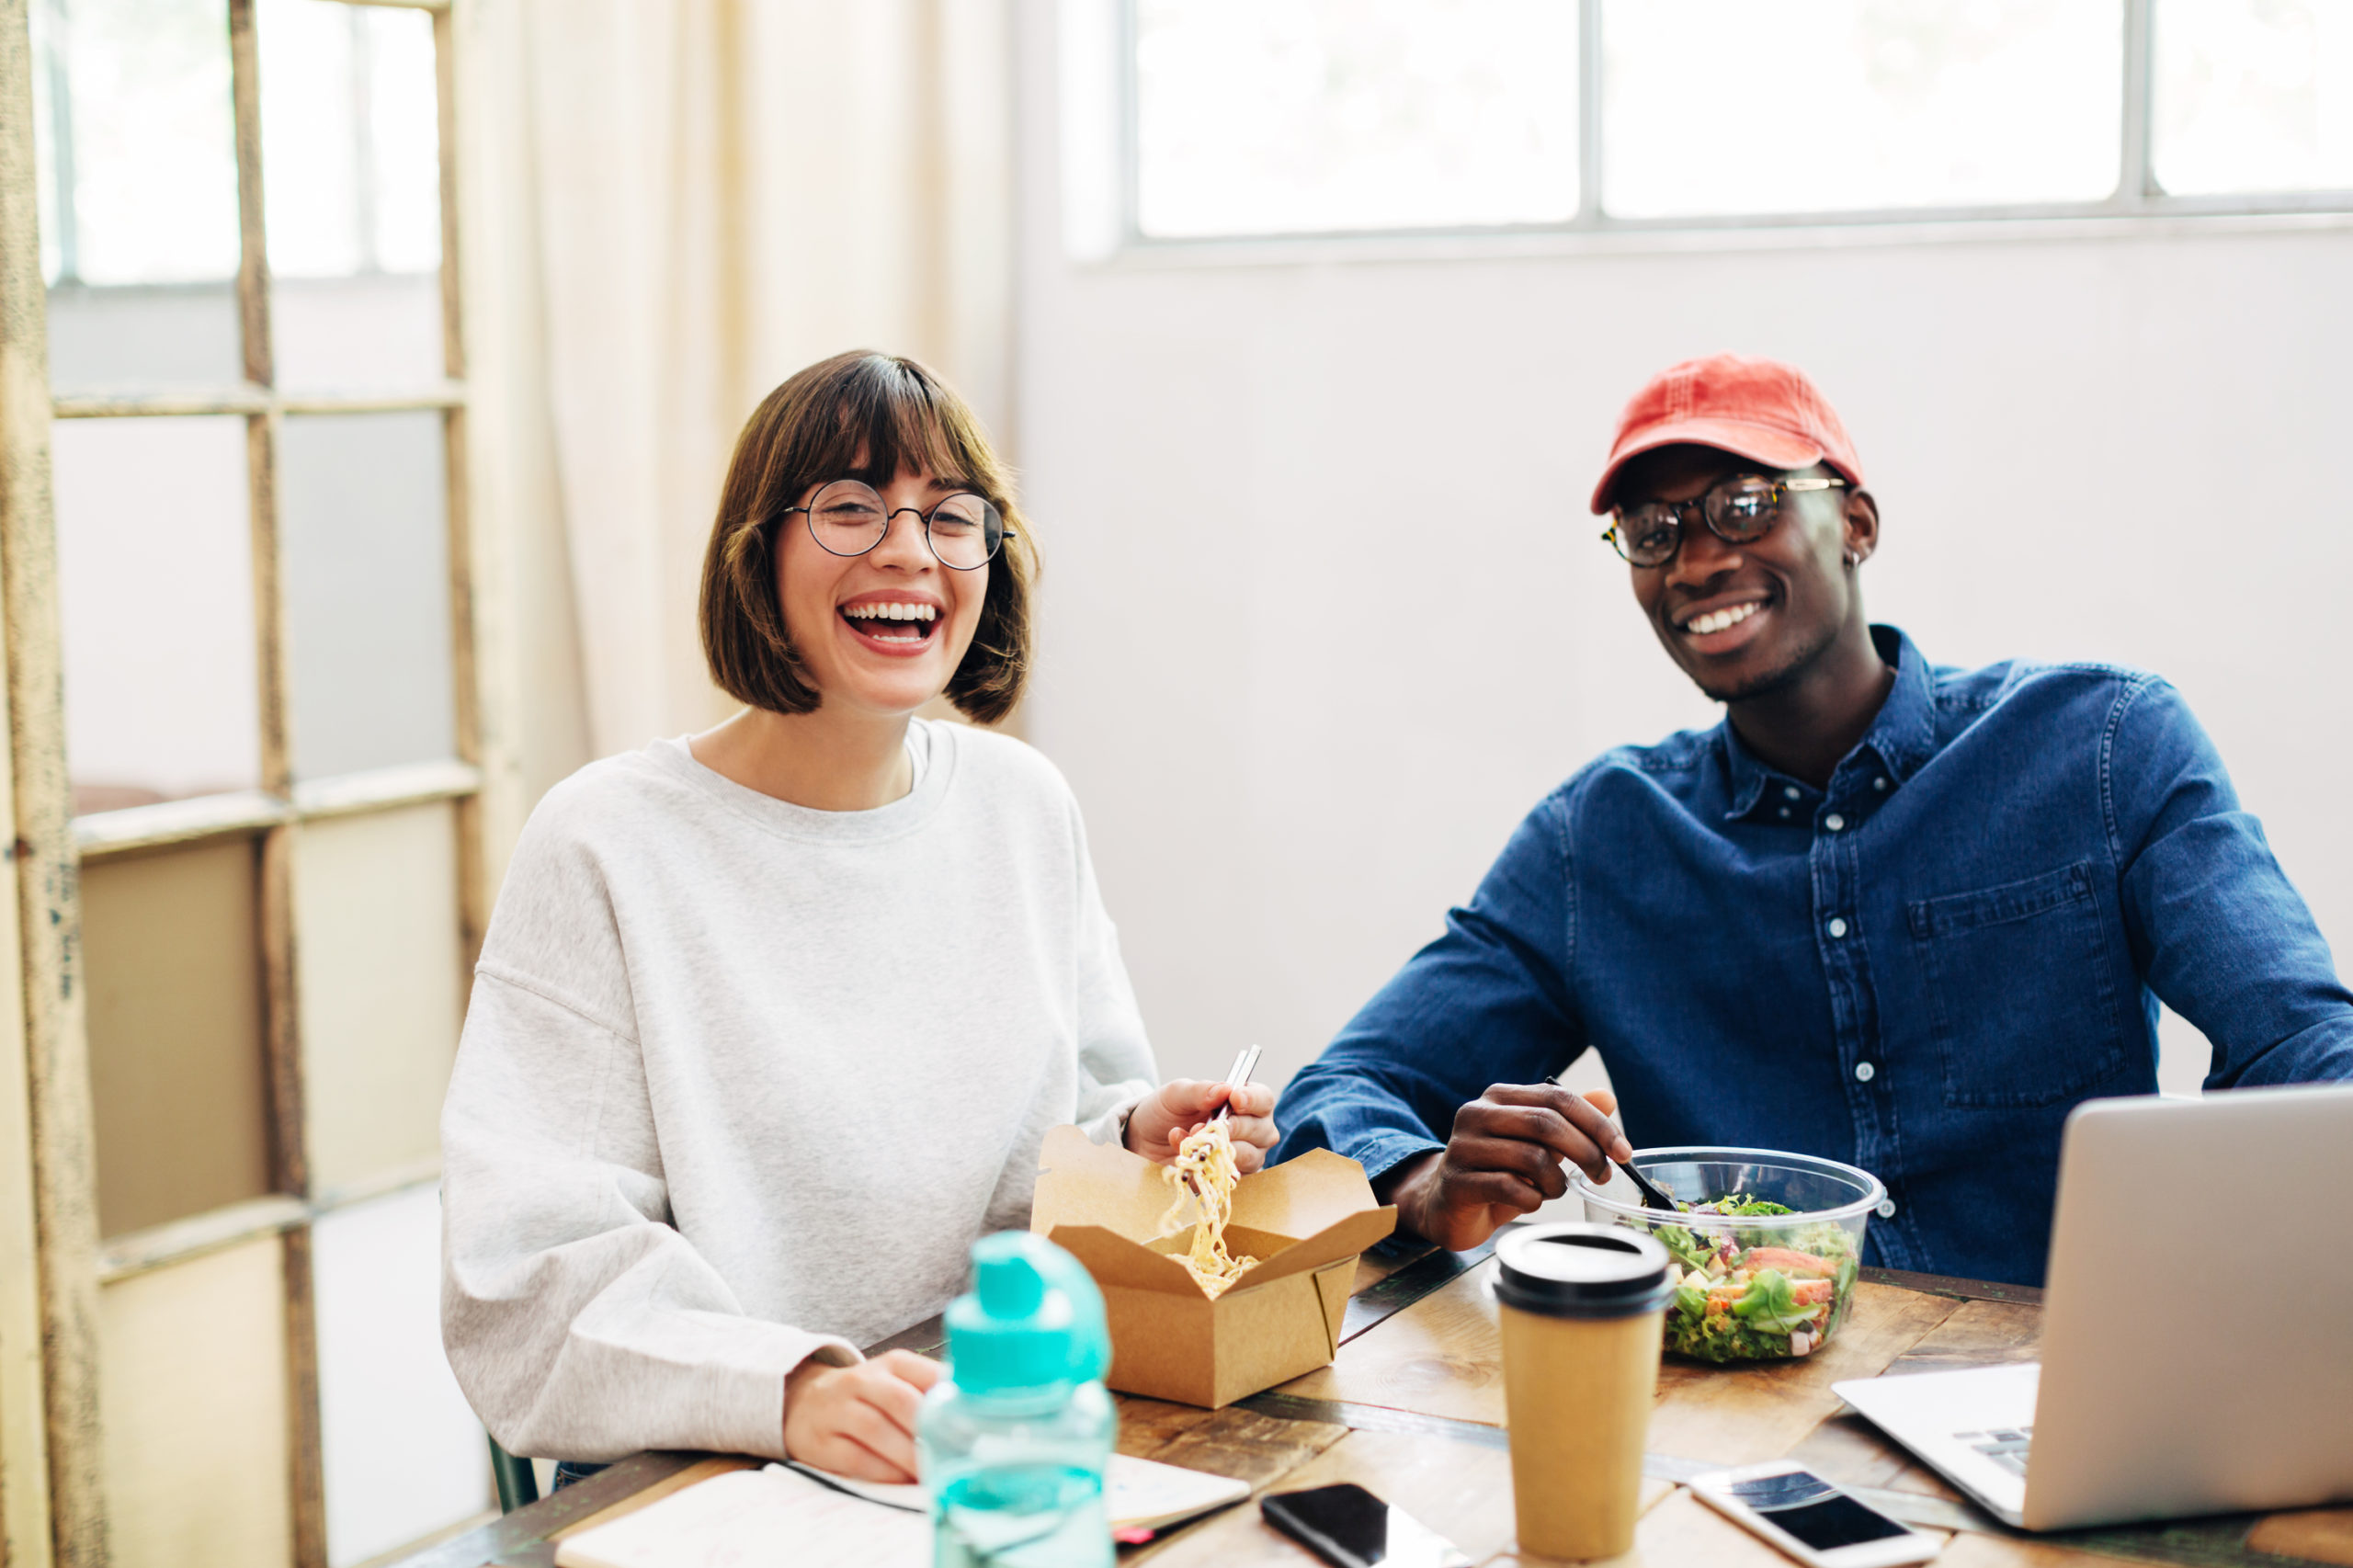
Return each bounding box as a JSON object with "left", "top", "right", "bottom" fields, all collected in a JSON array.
[
  {"left": 1602, "top": 473, "right": 1847, "bottom": 568},
  {"left": 782, "top": 479, "right": 1011, "bottom": 571}
]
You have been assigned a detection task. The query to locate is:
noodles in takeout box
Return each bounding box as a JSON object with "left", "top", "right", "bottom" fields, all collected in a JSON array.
[
  {"left": 1162, "top": 1119, "right": 1256, "bottom": 1298},
  {"left": 1029, "top": 1124, "right": 1396, "bottom": 1408}
]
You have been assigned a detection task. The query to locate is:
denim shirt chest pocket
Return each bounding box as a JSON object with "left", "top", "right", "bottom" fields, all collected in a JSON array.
[{"left": 1905, "top": 860, "right": 2130, "bottom": 1108}]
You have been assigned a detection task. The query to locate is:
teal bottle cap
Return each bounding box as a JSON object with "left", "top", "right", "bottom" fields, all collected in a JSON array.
[{"left": 944, "top": 1233, "right": 1110, "bottom": 1394}]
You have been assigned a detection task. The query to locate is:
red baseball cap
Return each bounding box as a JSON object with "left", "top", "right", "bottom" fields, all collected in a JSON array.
[{"left": 1589, "top": 354, "right": 1865, "bottom": 515}]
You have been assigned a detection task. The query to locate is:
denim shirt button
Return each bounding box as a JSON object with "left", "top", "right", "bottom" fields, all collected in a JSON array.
[
  {"left": 1853, "top": 1061, "right": 1876, "bottom": 1083},
  {"left": 1783, "top": 785, "right": 1802, "bottom": 801},
  {"left": 1824, "top": 813, "right": 1846, "bottom": 832},
  {"left": 1873, "top": 776, "right": 1890, "bottom": 791},
  {"left": 1827, "top": 916, "right": 1848, "bottom": 938},
  {"left": 1876, "top": 1198, "right": 1898, "bottom": 1219}
]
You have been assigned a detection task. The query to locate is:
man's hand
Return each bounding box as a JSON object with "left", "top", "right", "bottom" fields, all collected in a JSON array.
[
  {"left": 1124, "top": 1080, "right": 1279, "bottom": 1173},
  {"left": 1379, "top": 1085, "right": 1628, "bottom": 1252},
  {"left": 781, "top": 1350, "right": 942, "bottom": 1483}
]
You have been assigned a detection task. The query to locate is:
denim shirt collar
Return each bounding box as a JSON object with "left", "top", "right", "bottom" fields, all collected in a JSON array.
[{"left": 1721, "top": 624, "right": 1937, "bottom": 822}]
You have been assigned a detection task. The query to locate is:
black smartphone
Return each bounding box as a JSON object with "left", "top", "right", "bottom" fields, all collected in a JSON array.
[
  {"left": 1689, "top": 1463, "right": 1941, "bottom": 1566},
  {"left": 1259, "top": 1483, "right": 1473, "bottom": 1568}
]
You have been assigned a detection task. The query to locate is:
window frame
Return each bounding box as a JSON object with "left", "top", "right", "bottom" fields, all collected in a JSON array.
[
  {"left": 1, "top": 1, "right": 486, "bottom": 1564},
  {"left": 1115, "top": 0, "right": 2353, "bottom": 254}
]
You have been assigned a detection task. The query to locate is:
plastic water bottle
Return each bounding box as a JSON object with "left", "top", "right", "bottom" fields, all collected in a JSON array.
[{"left": 919, "top": 1233, "right": 1115, "bottom": 1568}]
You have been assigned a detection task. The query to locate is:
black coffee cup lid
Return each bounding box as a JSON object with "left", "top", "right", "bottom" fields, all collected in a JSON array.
[{"left": 1495, "top": 1223, "right": 1675, "bottom": 1319}]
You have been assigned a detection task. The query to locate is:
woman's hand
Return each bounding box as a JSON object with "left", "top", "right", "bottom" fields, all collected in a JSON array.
[
  {"left": 781, "top": 1350, "right": 942, "bottom": 1483},
  {"left": 1379, "top": 1085, "right": 1626, "bottom": 1253},
  {"left": 1124, "top": 1080, "right": 1279, "bottom": 1173}
]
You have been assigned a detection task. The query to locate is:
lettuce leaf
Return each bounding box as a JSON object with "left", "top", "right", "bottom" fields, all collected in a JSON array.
[
  {"left": 1656, "top": 1224, "right": 1716, "bottom": 1274},
  {"left": 1697, "top": 1193, "right": 1796, "bottom": 1217},
  {"left": 1729, "top": 1269, "right": 1819, "bottom": 1334}
]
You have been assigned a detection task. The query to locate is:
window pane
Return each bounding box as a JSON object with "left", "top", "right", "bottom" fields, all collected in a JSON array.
[
  {"left": 296, "top": 803, "right": 462, "bottom": 1196},
  {"left": 363, "top": 6, "right": 445, "bottom": 274},
  {"left": 35, "top": 0, "right": 246, "bottom": 388},
  {"left": 315, "top": 1187, "right": 493, "bottom": 1566},
  {"left": 99, "top": 1239, "right": 293, "bottom": 1568},
  {"left": 52, "top": 0, "right": 239, "bottom": 284},
  {"left": 1135, "top": 0, "right": 1580, "bottom": 237},
  {"left": 84, "top": 838, "right": 271, "bottom": 1238},
  {"left": 259, "top": 0, "right": 357, "bottom": 276},
  {"left": 259, "top": 0, "right": 441, "bottom": 278},
  {"left": 281, "top": 411, "right": 455, "bottom": 779},
  {"left": 54, "top": 416, "right": 260, "bottom": 812},
  {"left": 2154, "top": 0, "right": 2353, "bottom": 194},
  {"left": 275, "top": 274, "right": 445, "bottom": 392},
  {"left": 1601, "top": 0, "right": 2122, "bottom": 218},
  {"left": 46, "top": 284, "right": 244, "bottom": 394},
  {"left": 261, "top": 0, "right": 445, "bottom": 388}
]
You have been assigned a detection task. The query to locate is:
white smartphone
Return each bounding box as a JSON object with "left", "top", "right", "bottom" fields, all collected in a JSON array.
[{"left": 1690, "top": 1461, "right": 1941, "bottom": 1567}]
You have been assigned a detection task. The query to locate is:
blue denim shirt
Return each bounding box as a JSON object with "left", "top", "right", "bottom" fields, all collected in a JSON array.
[{"left": 1275, "top": 626, "right": 2353, "bottom": 1285}]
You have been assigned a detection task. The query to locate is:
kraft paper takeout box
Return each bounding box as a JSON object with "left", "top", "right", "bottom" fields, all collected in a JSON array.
[{"left": 1030, "top": 1124, "right": 1397, "bottom": 1408}]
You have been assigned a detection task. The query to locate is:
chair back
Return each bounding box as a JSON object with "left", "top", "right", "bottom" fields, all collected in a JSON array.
[{"left": 489, "top": 1436, "right": 539, "bottom": 1514}]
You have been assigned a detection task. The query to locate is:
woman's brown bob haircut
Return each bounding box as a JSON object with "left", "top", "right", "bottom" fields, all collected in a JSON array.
[{"left": 700, "top": 350, "right": 1034, "bottom": 726}]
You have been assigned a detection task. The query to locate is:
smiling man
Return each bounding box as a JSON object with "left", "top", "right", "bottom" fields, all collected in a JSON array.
[{"left": 1273, "top": 353, "right": 2353, "bottom": 1285}]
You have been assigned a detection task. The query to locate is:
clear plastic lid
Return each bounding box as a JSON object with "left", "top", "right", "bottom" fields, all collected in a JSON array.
[{"left": 1570, "top": 1146, "right": 1886, "bottom": 1228}]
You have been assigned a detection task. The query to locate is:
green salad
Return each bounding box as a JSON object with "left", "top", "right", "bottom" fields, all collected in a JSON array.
[{"left": 1642, "top": 1194, "right": 1863, "bottom": 1363}]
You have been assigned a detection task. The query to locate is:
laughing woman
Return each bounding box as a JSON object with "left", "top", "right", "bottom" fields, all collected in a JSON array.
[{"left": 440, "top": 351, "right": 1276, "bottom": 1484}]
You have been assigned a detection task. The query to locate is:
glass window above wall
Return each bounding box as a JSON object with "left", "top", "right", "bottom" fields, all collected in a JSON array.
[
  {"left": 1133, "top": 0, "right": 1581, "bottom": 237},
  {"left": 33, "top": 0, "right": 245, "bottom": 392},
  {"left": 260, "top": 0, "right": 445, "bottom": 390},
  {"left": 258, "top": 0, "right": 440, "bottom": 278},
  {"left": 1600, "top": 0, "right": 2122, "bottom": 219},
  {"left": 2154, "top": 0, "right": 2353, "bottom": 195},
  {"left": 1117, "top": 0, "right": 2351, "bottom": 243},
  {"left": 36, "top": 0, "right": 240, "bottom": 285}
]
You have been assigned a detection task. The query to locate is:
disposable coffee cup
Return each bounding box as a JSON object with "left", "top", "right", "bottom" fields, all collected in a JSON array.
[{"left": 1495, "top": 1222, "right": 1675, "bottom": 1561}]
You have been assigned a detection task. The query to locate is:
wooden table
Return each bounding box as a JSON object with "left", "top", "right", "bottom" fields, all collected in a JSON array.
[{"left": 401, "top": 1241, "right": 2353, "bottom": 1568}]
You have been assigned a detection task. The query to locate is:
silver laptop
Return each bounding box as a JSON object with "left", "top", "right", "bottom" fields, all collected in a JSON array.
[{"left": 1834, "top": 1084, "right": 2353, "bottom": 1532}]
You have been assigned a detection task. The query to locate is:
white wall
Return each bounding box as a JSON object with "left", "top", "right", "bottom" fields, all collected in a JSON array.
[{"left": 1012, "top": 4, "right": 2353, "bottom": 1099}]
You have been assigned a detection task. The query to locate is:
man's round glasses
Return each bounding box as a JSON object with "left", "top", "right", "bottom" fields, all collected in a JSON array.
[
  {"left": 1602, "top": 473, "right": 1847, "bottom": 568},
  {"left": 782, "top": 479, "right": 1011, "bottom": 572}
]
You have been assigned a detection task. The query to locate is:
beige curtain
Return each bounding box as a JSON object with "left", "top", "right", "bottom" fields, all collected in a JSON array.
[{"left": 454, "top": 0, "right": 1015, "bottom": 868}]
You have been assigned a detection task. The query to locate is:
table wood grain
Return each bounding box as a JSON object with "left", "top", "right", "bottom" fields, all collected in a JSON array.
[{"left": 400, "top": 1250, "right": 2351, "bottom": 1568}]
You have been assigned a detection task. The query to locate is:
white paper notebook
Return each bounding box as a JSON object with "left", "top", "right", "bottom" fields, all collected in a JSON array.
[
  {"left": 555, "top": 1456, "right": 1250, "bottom": 1568},
  {"left": 557, "top": 1466, "right": 926, "bottom": 1568}
]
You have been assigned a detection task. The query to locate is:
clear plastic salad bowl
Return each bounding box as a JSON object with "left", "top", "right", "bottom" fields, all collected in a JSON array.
[{"left": 1568, "top": 1148, "right": 1885, "bottom": 1364}]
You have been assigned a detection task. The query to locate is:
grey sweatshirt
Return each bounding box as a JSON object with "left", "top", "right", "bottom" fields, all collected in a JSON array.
[{"left": 439, "top": 722, "right": 1157, "bottom": 1462}]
